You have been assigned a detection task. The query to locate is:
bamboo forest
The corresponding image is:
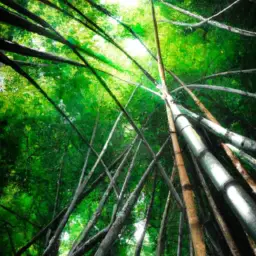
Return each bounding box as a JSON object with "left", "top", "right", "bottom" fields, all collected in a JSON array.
[{"left": 1, "top": 0, "right": 256, "bottom": 255}]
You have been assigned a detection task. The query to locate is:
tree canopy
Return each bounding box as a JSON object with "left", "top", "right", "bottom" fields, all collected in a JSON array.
[{"left": 0, "top": 0, "right": 256, "bottom": 255}]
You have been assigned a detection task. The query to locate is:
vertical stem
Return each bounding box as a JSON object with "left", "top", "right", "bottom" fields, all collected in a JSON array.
[
  {"left": 150, "top": 1, "right": 205, "bottom": 255},
  {"left": 157, "top": 166, "right": 177, "bottom": 256},
  {"left": 177, "top": 212, "right": 184, "bottom": 256},
  {"left": 134, "top": 172, "right": 157, "bottom": 256}
]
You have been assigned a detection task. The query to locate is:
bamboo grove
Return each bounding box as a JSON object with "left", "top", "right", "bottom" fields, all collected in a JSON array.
[{"left": 0, "top": 0, "right": 256, "bottom": 255}]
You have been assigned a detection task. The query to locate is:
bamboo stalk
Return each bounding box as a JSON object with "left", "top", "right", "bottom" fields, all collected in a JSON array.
[
  {"left": 134, "top": 172, "right": 157, "bottom": 256},
  {"left": 194, "top": 68, "right": 256, "bottom": 83},
  {"left": 179, "top": 106, "right": 256, "bottom": 152},
  {"left": 94, "top": 137, "right": 170, "bottom": 256},
  {"left": 226, "top": 144, "right": 256, "bottom": 170},
  {"left": 156, "top": 166, "right": 177, "bottom": 256},
  {"left": 5, "top": 0, "right": 182, "bottom": 210},
  {"left": 150, "top": 2, "right": 205, "bottom": 255},
  {"left": 190, "top": 151, "right": 241, "bottom": 256},
  {"left": 71, "top": 141, "right": 142, "bottom": 256},
  {"left": 147, "top": 0, "right": 256, "bottom": 202},
  {"left": 177, "top": 211, "right": 184, "bottom": 256},
  {"left": 15, "top": 148, "right": 128, "bottom": 256},
  {"left": 179, "top": 107, "right": 256, "bottom": 193},
  {"left": 43, "top": 87, "right": 137, "bottom": 255},
  {"left": 171, "top": 84, "right": 256, "bottom": 99},
  {"left": 78, "top": 111, "right": 99, "bottom": 187},
  {"left": 0, "top": 39, "right": 86, "bottom": 68},
  {"left": 69, "top": 137, "right": 137, "bottom": 255}
]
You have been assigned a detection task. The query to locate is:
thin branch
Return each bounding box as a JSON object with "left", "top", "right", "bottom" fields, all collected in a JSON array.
[
  {"left": 15, "top": 149, "right": 128, "bottom": 255},
  {"left": 94, "top": 136, "right": 170, "bottom": 256},
  {"left": 61, "top": 0, "right": 157, "bottom": 85},
  {"left": 69, "top": 137, "right": 138, "bottom": 255},
  {"left": 177, "top": 211, "right": 184, "bottom": 256},
  {"left": 172, "top": 84, "right": 256, "bottom": 99},
  {"left": 134, "top": 172, "right": 157, "bottom": 256},
  {"left": 193, "top": 68, "right": 256, "bottom": 83},
  {"left": 0, "top": 204, "right": 41, "bottom": 229},
  {"left": 162, "top": 0, "right": 240, "bottom": 28},
  {"left": 78, "top": 111, "right": 100, "bottom": 187},
  {"left": 160, "top": 0, "right": 256, "bottom": 37},
  {"left": 156, "top": 166, "right": 177, "bottom": 256}
]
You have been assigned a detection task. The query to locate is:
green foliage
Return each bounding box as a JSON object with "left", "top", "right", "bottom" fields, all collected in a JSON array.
[{"left": 0, "top": 0, "right": 256, "bottom": 255}]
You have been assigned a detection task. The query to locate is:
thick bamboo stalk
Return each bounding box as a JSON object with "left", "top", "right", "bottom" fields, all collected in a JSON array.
[
  {"left": 149, "top": 0, "right": 256, "bottom": 200},
  {"left": 183, "top": 111, "right": 256, "bottom": 191},
  {"left": 190, "top": 151, "right": 241, "bottom": 256},
  {"left": 172, "top": 84, "right": 256, "bottom": 99},
  {"left": 150, "top": 2, "right": 205, "bottom": 255},
  {"left": 226, "top": 144, "right": 256, "bottom": 170},
  {"left": 179, "top": 106, "right": 256, "bottom": 152},
  {"left": 168, "top": 98, "right": 256, "bottom": 241},
  {"left": 178, "top": 108, "right": 256, "bottom": 192},
  {"left": 149, "top": 0, "right": 256, "bottom": 243},
  {"left": 166, "top": 107, "right": 205, "bottom": 256},
  {"left": 94, "top": 137, "right": 170, "bottom": 256},
  {"left": 134, "top": 173, "right": 157, "bottom": 256},
  {"left": 160, "top": 0, "right": 256, "bottom": 37}
]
